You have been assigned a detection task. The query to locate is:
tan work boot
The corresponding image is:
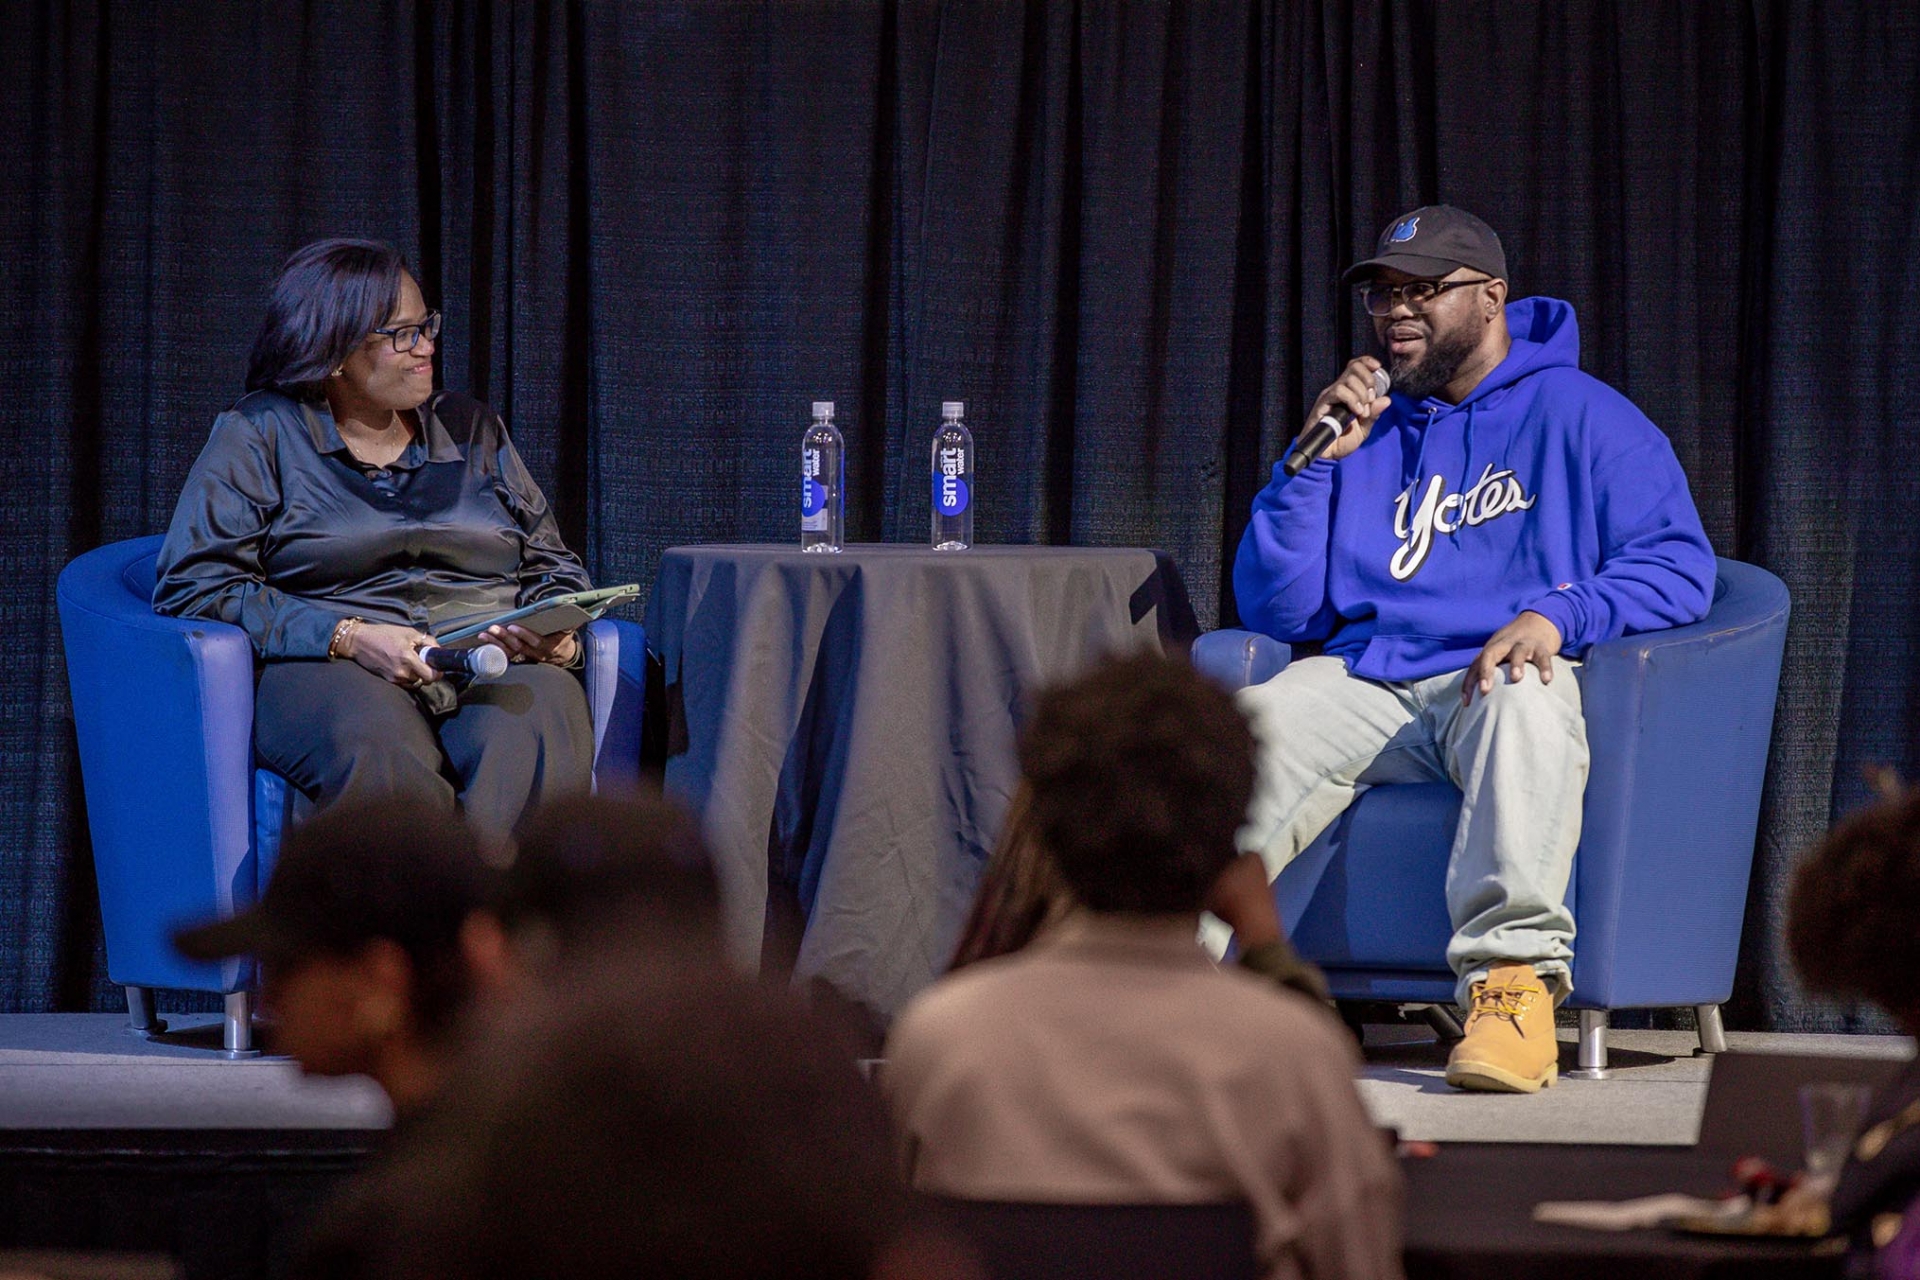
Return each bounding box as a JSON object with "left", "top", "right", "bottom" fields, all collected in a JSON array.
[{"left": 1444, "top": 962, "right": 1559, "bottom": 1093}]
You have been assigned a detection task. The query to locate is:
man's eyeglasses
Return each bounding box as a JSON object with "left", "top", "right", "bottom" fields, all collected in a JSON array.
[
  {"left": 370, "top": 310, "right": 443, "bottom": 353},
  {"left": 1357, "top": 277, "right": 1492, "bottom": 317}
]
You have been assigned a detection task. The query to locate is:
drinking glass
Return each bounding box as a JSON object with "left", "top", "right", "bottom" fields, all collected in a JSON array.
[{"left": 1799, "top": 1081, "right": 1872, "bottom": 1193}]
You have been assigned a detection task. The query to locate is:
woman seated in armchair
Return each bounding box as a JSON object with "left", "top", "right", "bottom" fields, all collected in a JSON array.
[{"left": 154, "top": 238, "right": 593, "bottom": 838}]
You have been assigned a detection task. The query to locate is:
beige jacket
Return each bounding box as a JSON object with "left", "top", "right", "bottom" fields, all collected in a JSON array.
[{"left": 883, "top": 911, "right": 1404, "bottom": 1280}]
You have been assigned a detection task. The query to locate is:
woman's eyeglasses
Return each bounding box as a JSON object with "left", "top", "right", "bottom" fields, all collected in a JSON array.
[{"left": 370, "top": 310, "right": 443, "bottom": 353}]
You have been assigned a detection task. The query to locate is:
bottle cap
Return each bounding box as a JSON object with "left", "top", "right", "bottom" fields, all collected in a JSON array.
[
  {"left": 941, "top": 401, "right": 964, "bottom": 418},
  {"left": 812, "top": 401, "right": 834, "bottom": 418}
]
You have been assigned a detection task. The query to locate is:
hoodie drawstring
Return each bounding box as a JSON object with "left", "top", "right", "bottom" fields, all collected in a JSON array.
[
  {"left": 1454, "top": 401, "right": 1477, "bottom": 547},
  {"left": 1407, "top": 404, "right": 1437, "bottom": 496}
]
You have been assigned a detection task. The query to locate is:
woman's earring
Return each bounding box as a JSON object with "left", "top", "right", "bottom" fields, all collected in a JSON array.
[{"left": 332, "top": 367, "right": 345, "bottom": 377}]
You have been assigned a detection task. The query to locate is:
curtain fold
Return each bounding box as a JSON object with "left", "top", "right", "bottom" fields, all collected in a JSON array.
[{"left": 5, "top": 0, "right": 1914, "bottom": 1029}]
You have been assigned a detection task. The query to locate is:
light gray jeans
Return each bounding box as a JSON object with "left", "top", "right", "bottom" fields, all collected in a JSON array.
[{"left": 1232, "top": 654, "right": 1589, "bottom": 1008}]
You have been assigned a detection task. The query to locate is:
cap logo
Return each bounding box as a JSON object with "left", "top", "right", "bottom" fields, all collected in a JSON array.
[{"left": 1386, "top": 215, "right": 1420, "bottom": 245}]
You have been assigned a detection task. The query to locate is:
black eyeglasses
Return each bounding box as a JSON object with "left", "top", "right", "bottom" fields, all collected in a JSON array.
[
  {"left": 1358, "top": 278, "right": 1492, "bottom": 317},
  {"left": 370, "top": 310, "right": 443, "bottom": 353}
]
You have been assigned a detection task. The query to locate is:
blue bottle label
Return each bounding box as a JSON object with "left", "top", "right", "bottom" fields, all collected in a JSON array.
[
  {"left": 933, "top": 472, "right": 970, "bottom": 516},
  {"left": 802, "top": 477, "right": 828, "bottom": 517}
]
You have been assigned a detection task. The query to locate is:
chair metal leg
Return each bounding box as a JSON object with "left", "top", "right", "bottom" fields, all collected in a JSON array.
[
  {"left": 223, "top": 991, "right": 260, "bottom": 1058},
  {"left": 1420, "top": 1004, "right": 1465, "bottom": 1042},
  {"left": 124, "top": 985, "right": 166, "bottom": 1036},
  {"left": 1337, "top": 1003, "right": 1369, "bottom": 1048},
  {"left": 1694, "top": 1004, "right": 1729, "bottom": 1055},
  {"left": 1565, "top": 1009, "right": 1610, "bottom": 1080}
]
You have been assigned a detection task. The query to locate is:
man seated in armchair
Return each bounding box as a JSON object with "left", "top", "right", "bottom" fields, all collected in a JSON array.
[{"left": 1232, "top": 205, "right": 1716, "bottom": 1092}]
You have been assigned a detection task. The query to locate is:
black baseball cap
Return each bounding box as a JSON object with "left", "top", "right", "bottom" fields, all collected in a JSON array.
[
  {"left": 1341, "top": 205, "right": 1508, "bottom": 284},
  {"left": 174, "top": 798, "right": 492, "bottom": 966}
]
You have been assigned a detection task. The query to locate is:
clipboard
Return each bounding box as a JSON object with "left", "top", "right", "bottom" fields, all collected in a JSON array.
[{"left": 436, "top": 584, "right": 642, "bottom": 648}]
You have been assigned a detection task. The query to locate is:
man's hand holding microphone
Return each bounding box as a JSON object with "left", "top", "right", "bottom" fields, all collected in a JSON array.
[
  {"left": 1284, "top": 357, "right": 1394, "bottom": 474},
  {"left": 1283, "top": 356, "right": 1565, "bottom": 706}
]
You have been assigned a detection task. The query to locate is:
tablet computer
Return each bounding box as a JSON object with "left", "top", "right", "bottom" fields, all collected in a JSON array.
[{"left": 437, "top": 584, "right": 641, "bottom": 648}]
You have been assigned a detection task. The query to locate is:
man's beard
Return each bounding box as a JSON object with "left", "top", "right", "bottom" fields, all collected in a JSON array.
[{"left": 1384, "top": 321, "right": 1481, "bottom": 403}]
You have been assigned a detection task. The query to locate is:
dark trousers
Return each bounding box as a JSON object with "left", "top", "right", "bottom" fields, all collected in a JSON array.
[{"left": 254, "top": 659, "right": 593, "bottom": 840}]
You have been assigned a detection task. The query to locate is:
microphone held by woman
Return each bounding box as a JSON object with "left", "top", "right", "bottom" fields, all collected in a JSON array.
[{"left": 420, "top": 643, "right": 509, "bottom": 682}]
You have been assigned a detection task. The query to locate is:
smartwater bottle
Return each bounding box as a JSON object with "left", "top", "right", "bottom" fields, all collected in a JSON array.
[
  {"left": 800, "top": 401, "right": 844, "bottom": 553},
  {"left": 930, "top": 400, "right": 974, "bottom": 550}
]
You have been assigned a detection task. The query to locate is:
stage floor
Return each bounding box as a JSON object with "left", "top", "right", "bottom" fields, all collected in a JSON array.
[
  {"left": 1354, "top": 1023, "right": 1912, "bottom": 1145},
  {"left": 0, "top": 1014, "right": 388, "bottom": 1131},
  {"left": 0, "top": 1013, "right": 1909, "bottom": 1143},
  {"left": 0, "top": 1013, "right": 1905, "bottom": 1280}
]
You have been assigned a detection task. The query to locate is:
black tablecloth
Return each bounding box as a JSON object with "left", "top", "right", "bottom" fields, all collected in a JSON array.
[
  {"left": 1402, "top": 1143, "right": 1844, "bottom": 1280},
  {"left": 645, "top": 543, "right": 1197, "bottom": 1019}
]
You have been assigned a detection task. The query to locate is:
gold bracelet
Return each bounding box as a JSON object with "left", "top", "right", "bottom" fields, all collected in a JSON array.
[{"left": 328, "top": 617, "right": 363, "bottom": 660}]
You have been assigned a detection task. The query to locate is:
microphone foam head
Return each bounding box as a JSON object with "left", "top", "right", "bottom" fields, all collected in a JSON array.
[{"left": 472, "top": 643, "right": 510, "bottom": 680}]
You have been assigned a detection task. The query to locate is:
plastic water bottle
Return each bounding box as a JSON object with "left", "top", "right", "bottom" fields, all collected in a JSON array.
[
  {"left": 930, "top": 401, "right": 974, "bottom": 550},
  {"left": 800, "top": 401, "right": 844, "bottom": 553}
]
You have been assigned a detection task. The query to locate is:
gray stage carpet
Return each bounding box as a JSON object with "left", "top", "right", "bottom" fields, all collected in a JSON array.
[
  {"left": 1358, "top": 1025, "right": 1913, "bottom": 1145},
  {"left": 0, "top": 1013, "right": 1910, "bottom": 1143},
  {"left": 0, "top": 1014, "right": 387, "bottom": 1130}
]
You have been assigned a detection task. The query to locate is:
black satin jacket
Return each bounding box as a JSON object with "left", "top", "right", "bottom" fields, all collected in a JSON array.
[{"left": 153, "top": 389, "right": 591, "bottom": 659}]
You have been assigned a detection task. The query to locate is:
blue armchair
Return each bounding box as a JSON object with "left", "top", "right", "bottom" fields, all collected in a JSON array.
[
  {"left": 56, "top": 535, "right": 647, "bottom": 1055},
  {"left": 1192, "top": 557, "right": 1789, "bottom": 1075}
]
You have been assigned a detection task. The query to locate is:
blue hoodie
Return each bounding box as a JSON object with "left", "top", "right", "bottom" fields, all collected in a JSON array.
[{"left": 1233, "top": 297, "right": 1715, "bottom": 683}]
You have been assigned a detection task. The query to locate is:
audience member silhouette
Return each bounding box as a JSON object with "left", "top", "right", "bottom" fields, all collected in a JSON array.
[
  {"left": 885, "top": 652, "right": 1402, "bottom": 1280},
  {"left": 459, "top": 789, "right": 725, "bottom": 1002},
  {"left": 286, "top": 787, "right": 775, "bottom": 1278},
  {"left": 306, "top": 957, "right": 979, "bottom": 1280},
  {"left": 949, "top": 785, "right": 1327, "bottom": 1002},
  {"left": 173, "top": 797, "right": 489, "bottom": 1118},
  {"left": 1787, "top": 781, "right": 1920, "bottom": 1273}
]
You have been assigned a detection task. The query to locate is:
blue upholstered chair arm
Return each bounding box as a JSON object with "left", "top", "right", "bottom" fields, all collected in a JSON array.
[
  {"left": 1191, "top": 628, "right": 1291, "bottom": 691},
  {"left": 56, "top": 535, "right": 256, "bottom": 994},
  {"left": 583, "top": 616, "right": 647, "bottom": 791},
  {"left": 1567, "top": 557, "right": 1790, "bottom": 1007}
]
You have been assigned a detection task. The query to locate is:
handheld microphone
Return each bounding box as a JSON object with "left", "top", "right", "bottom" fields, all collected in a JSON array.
[
  {"left": 420, "top": 643, "right": 510, "bottom": 682},
  {"left": 1283, "top": 366, "right": 1391, "bottom": 476}
]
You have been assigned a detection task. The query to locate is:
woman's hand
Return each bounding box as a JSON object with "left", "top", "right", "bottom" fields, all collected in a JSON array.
[
  {"left": 482, "top": 623, "right": 579, "bottom": 666},
  {"left": 346, "top": 622, "right": 439, "bottom": 686}
]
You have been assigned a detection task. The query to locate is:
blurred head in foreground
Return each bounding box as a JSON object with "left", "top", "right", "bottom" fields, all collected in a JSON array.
[
  {"left": 326, "top": 957, "right": 974, "bottom": 1280},
  {"left": 1020, "top": 649, "right": 1256, "bottom": 916},
  {"left": 1787, "top": 781, "right": 1920, "bottom": 1033},
  {"left": 460, "top": 788, "right": 724, "bottom": 1001},
  {"left": 174, "top": 797, "right": 489, "bottom": 1112}
]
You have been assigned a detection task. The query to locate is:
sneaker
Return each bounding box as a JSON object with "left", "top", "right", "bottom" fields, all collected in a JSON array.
[{"left": 1444, "top": 962, "right": 1559, "bottom": 1093}]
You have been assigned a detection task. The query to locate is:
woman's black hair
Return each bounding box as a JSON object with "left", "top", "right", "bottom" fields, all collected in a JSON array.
[{"left": 246, "top": 238, "right": 407, "bottom": 402}]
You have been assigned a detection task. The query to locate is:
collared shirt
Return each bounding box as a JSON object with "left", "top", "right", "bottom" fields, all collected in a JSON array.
[
  {"left": 883, "top": 911, "right": 1405, "bottom": 1280},
  {"left": 153, "top": 389, "right": 591, "bottom": 659}
]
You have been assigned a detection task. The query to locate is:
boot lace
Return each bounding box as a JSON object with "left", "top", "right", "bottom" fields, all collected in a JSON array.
[{"left": 1466, "top": 983, "right": 1538, "bottom": 1036}]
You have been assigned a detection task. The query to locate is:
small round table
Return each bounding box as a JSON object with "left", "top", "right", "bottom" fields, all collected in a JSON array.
[{"left": 645, "top": 542, "right": 1196, "bottom": 1019}]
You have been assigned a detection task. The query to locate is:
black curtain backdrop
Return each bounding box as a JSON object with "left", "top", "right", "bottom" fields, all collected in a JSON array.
[{"left": 4, "top": 0, "right": 1914, "bottom": 1030}]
